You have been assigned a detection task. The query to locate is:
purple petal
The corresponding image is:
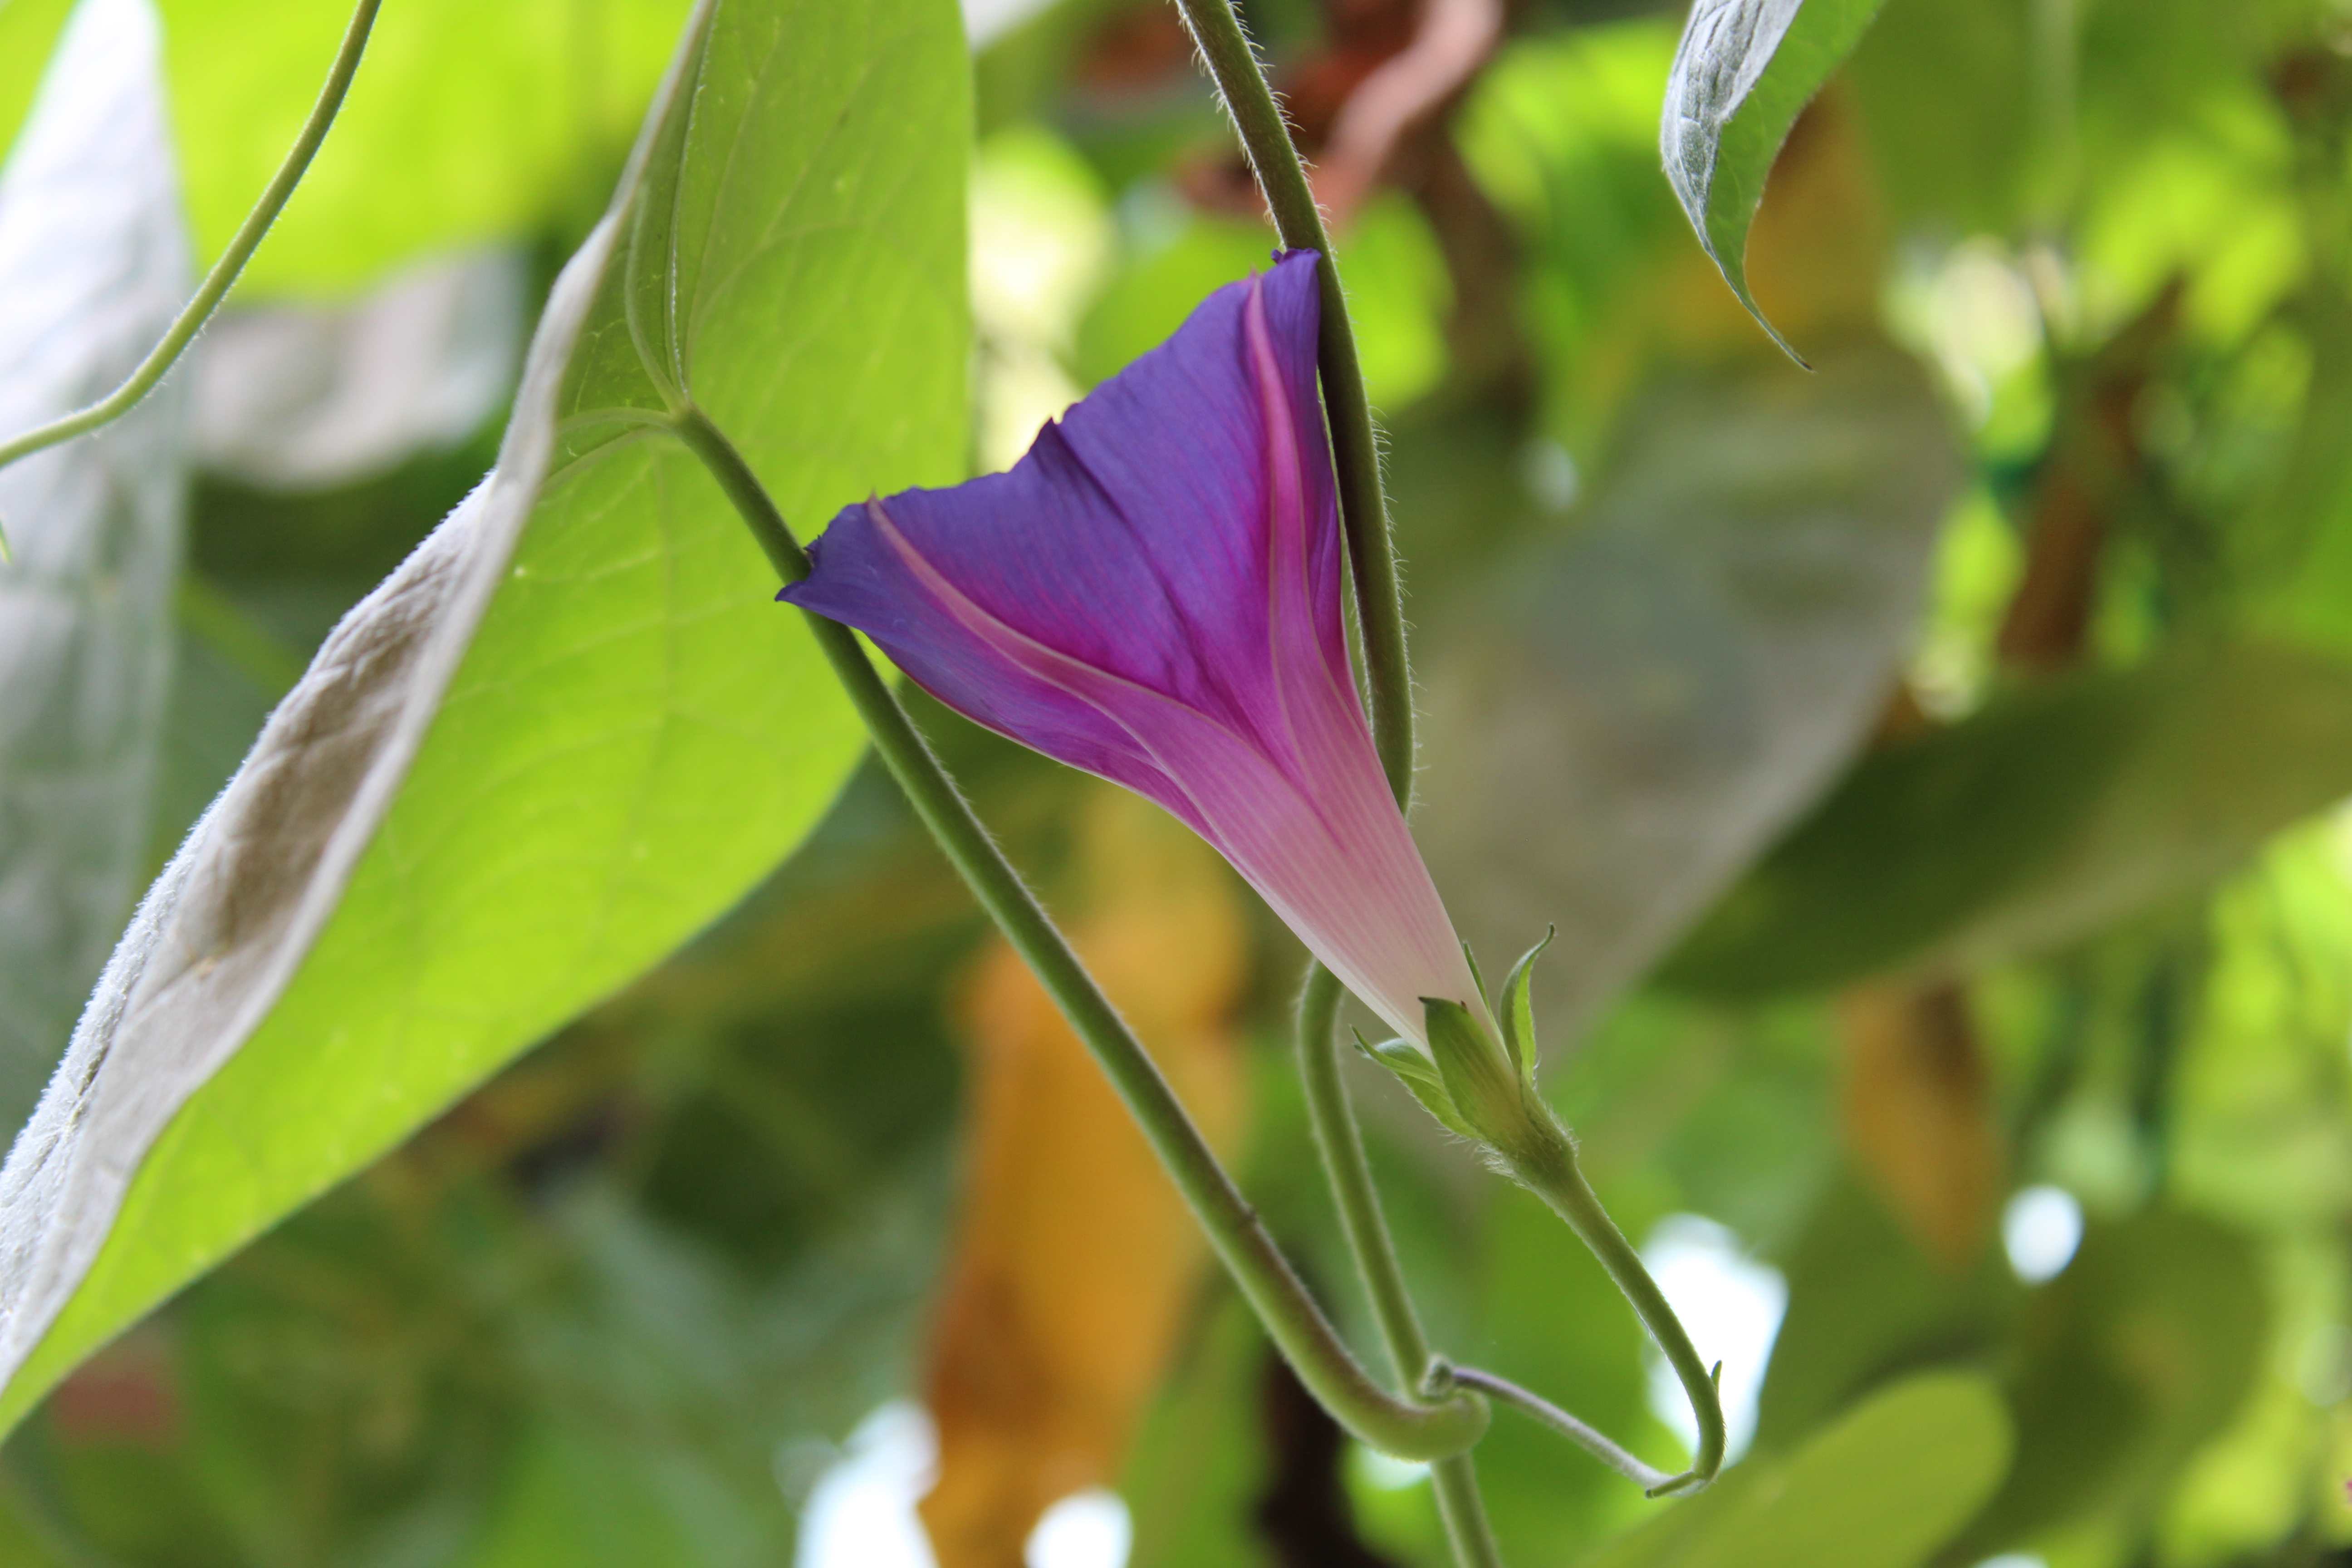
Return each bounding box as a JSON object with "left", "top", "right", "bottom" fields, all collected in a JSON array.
[
  {"left": 784, "top": 250, "right": 1348, "bottom": 769},
  {"left": 780, "top": 249, "right": 1486, "bottom": 1044}
]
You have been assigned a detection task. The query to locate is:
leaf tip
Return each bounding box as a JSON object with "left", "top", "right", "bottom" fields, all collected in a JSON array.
[{"left": 1715, "top": 256, "right": 1811, "bottom": 371}]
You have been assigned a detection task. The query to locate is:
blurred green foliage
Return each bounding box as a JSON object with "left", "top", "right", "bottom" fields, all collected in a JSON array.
[{"left": 6, "top": 0, "right": 2352, "bottom": 1563}]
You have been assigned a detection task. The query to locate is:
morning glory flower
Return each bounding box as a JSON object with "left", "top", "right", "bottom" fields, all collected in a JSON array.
[{"left": 779, "top": 250, "right": 1489, "bottom": 1055}]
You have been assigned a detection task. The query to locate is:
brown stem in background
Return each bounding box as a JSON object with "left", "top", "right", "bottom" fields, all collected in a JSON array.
[
  {"left": 1257, "top": 1352, "right": 1406, "bottom": 1568},
  {"left": 1310, "top": 0, "right": 1504, "bottom": 225},
  {"left": 1402, "top": 138, "right": 1537, "bottom": 410},
  {"left": 1170, "top": 0, "right": 1531, "bottom": 403},
  {"left": 1995, "top": 278, "right": 2182, "bottom": 672}
]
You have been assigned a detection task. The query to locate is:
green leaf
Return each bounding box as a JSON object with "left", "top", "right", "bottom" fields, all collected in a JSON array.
[
  {"left": 0, "top": 0, "right": 969, "bottom": 1437},
  {"left": 167, "top": 0, "right": 692, "bottom": 295},
  {"left": 1660, "top": 0, "right": 1891, "bottom": 358},
  {"left": 1753, "top": 1176, "right": 2019, "bottom": 1452},
  {"left": 186, "top": 252, "right": 526, "bottom": 488},
  {"left": 1460, "top": 941, "right": 1490, "bottom": 1011},
  {"left": 1662, "top": 642, "right": 2352, "bottom": 997},
  {"left": 1581, "top": 1370, "right": 2013, "bottom": 1568},
  {"left": 1951, "top": 1209, "right": 2267, "bottom": 1557},
  {"left": 1472, "top": 1182, "right": 1676, "bottom": 1558},
  {"left": 1841, "top": 0, "right": 2032, "bottom": 235},
  {"left": 460, "top": 1421, "right": 740, "bottom": 1568},
  {"left": 1415, "top": 346, "right": 1956, "bottom": 1043},
  {"left": 0, "top": 0, "right": 188, "bottom": 1134},
  {"left": 1073, "top": 204, "right": 1448, "bottom": 412},
  {"left": 6, "top": 0, "right": 695, "bottom": 296},
  {"left": 0, "top": 0, "right": 73, "bottom": 172}
]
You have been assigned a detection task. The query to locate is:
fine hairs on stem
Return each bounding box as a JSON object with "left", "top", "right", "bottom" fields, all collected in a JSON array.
[
  {"left": 1298, "top": 968, "right": 1504, "bottom": 1564},
  {"left": 1170, "top": 0, "right": 1414, "bottom": 800},
  {"left": 669, "top": 401, "right": 1490, "bottom": 1464},
  {"left": 0, "top": 0, "right": 386, "bottom": 560},
  {"left": 1172, "top": 1, "right": 1510, "bottom": 1556},
  {"left": 1173, "top": 0, "right": 1725, "bottom": 1521}
]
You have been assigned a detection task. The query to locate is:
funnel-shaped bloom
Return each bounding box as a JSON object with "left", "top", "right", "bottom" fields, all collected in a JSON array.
[{"left": 780, "top": 250, "right": 1480, "bottom": 1047}]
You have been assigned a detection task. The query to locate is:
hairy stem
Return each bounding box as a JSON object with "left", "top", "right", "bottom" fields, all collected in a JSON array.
[
  {"left": 1180, "top": 0, "right": 1726, "bottom": 1523},
  {"left": 1171, "top": 0, "right": 1414, "bottom": 801},
  {"left": 1176, "top": 1, "right": 1516, "bottom": 1551},
  {"left": 670, "top": 402, "right": 1487, "bottom": 1463},
  {"left": 1299, "top": 969, "right": 1502, "bottom": 1563},
  {"left": 1505, "top": 1127, "right": 1725, "bottom": 1494},
  {"left": 0, "top": 0, "right": 384, "bottom": 557}
]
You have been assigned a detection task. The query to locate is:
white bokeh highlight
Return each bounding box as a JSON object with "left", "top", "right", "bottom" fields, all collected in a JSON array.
[
  {"left": 1639, "top": 1214, "right": 1787, "bottom": 1462},
  {"left": 794, "top": 1406, "right": 1135, "bottom": 1568},
  {"left": 796, "top": 1403, "right": 939, "bottom": 1568},
  {"left": 1025, "top": 1488, "right": 1132, "bottom": 1568},
  {"left": 2001, "top": 1186, "right": 2084, "bottom": 1285}
]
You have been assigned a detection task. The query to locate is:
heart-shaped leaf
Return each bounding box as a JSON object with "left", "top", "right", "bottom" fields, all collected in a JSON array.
[{"left": 0, "top": 0, "right": 969, "bottom": 1436}]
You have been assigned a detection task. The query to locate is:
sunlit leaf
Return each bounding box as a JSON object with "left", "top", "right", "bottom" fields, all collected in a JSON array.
[
  {"left": 0, "top": 0, "right": 969, "bottom": 1436},
  {"left": 0, "top": 0, "right": 72, "bottom": 172},
  {"left": 0, "top": 0, "right": 187, "bottom": 1134},
  {"left": 1950, "top": 1208, "right": 2266, "bottom": 1558},
  {"left": 1753, "top": 1176, "right": 2019, "bottom": 1452},
  {"left": 0, "top": 0, "right": 693, "bottom": 297},
  {"left": 160, "top": 0, "right": 700, "bottom": 295},
  {"left": 1659, "top": 0, "right": 1889, "bottom": 355},
  {"left": 1662, "top": 643, "right": 2352, "bottom": 997},
  {"left": 1581, "top": 1369, "right": 2012, "bottom": 1568}
]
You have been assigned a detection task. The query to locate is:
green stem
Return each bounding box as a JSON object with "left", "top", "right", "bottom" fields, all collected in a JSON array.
[
  {"left": 669, "top": 402, "right": 1487, "bottom": 1463},
  {"left": 1430, "top": 1363, "right": 1676, "bottom": 1493},
  {"left": 1179, "top": 1, "right": 1509, "bottom": 1548},
  {"left": 1431, "top": 1460, "right": 1505, "bottom": 1568},
  {"left": 1299, "top": 967, "right": 1502, "bottom": 1564},
  {"left": 1181, "top": 0, "right": 1725, "bottom": 1523},
  {"left": 1297, "top": 971, "right": 1426, "bottom": 1372},
  {"left": 1506, "top": 1127, "right": 1725, "bottom": 1493},
  {"left": 1171, "top": 0, "right": 1414, "bottom": 802},
  {"left": 0, "top": 0, "right": 385, "bottom": 560}
]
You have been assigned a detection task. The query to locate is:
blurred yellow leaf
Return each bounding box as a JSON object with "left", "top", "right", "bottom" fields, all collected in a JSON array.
[
  {"left": 1837, "top": 979, "right": 2004, "bottom": 1272},
  {"left": 919, "top": 788, "right": 1249, "bottom": 1568}
]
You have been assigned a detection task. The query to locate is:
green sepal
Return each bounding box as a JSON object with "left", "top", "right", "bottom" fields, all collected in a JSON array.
[
  {"left": 1422, "top": 996, "right": 1520, "bottom": 1148},
  {"left": 1352, "top": 1029, "right": 1477, "bottom": 1139},
  {"left": 1461, "top": 941, "right": 1492, "bottom": 1011},
  {"left": 1499, "top": 925, "right": 1555, "bottom": 1090}
]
